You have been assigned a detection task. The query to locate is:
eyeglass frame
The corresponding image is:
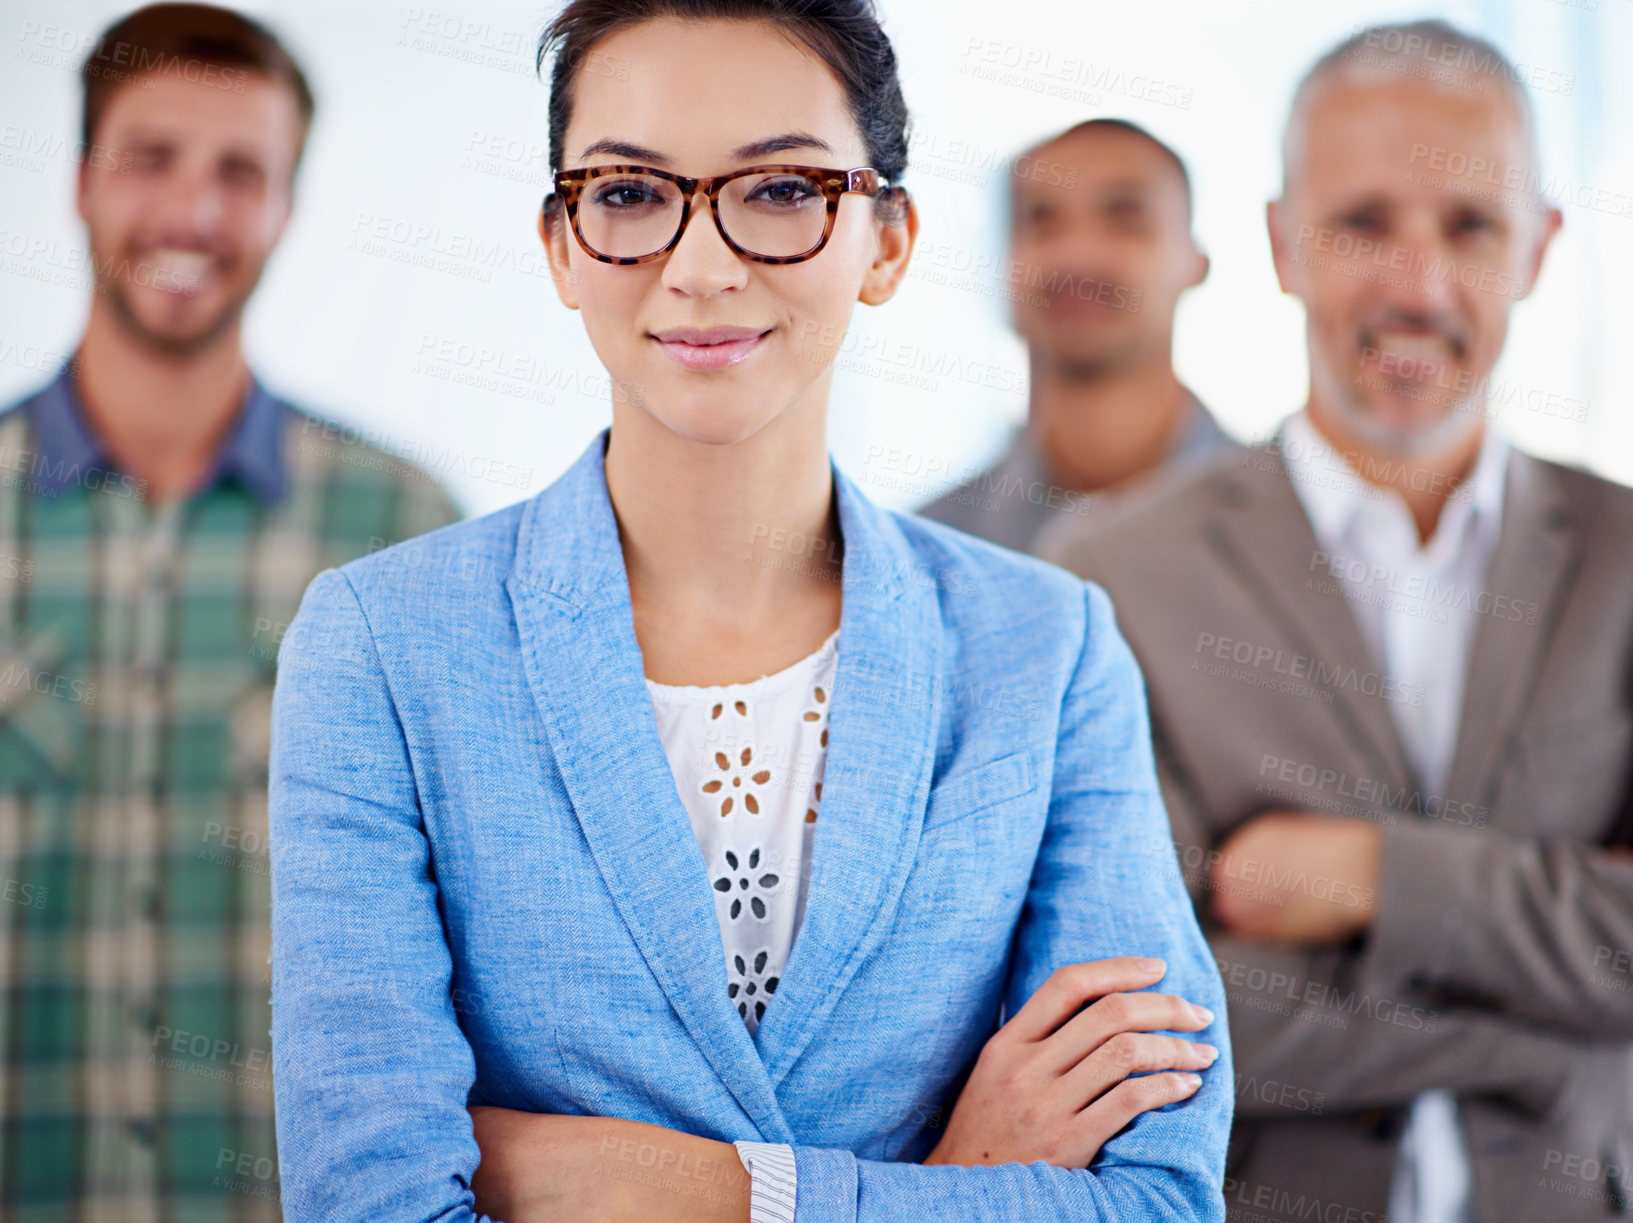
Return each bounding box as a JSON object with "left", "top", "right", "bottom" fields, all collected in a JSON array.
[{"left": 541, "top": 163, "right": 893, "bottom": 266}]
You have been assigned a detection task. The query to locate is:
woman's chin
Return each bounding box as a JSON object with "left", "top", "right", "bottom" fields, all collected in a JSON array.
[{"left": 639, "top": 402, "right": 786, "bottom": 449}]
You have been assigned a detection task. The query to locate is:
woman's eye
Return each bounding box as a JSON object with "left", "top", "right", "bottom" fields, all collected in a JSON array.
[
  {"left": 593, "top": 181, "right": 662, "bottom": 208},
  {"left": 749, "top": 177, "right": 819, "bottom": 207}
]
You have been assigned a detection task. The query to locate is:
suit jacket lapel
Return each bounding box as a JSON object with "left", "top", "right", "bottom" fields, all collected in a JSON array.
[
  {"left": 750, "top": 464, "right": 944, "bottom": 1088},
  {"left": 505, "top": 431, "right": 790, "bottom": 1141},
  {"left": 1443, "top": 452, "right": 1586, "bottom": 812},
  {"left": 1207, "top": 441, "right": 1417, "bottom": 792},
  {"left": 503, "top": 434, "right": 945, "bottom": 1124}
]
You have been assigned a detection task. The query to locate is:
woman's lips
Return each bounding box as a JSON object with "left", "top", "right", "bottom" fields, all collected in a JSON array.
[{"left": 653, "top": 330, "right": 769, "bottom": 370}]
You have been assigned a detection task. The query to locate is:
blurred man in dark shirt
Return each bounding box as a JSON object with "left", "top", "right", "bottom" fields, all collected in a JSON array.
[{"left": 920, "top": 118, "right": 1232, "bottom": 554}]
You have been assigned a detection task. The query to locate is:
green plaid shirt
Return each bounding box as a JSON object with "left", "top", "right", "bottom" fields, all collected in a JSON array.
[{"left": 0, "top": 364, "right": 462, "bottom": 1220}]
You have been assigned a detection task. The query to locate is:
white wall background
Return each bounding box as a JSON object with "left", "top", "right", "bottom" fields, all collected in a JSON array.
[{"left": 1, "top": 0, "right": 1628, "bottom": 517}]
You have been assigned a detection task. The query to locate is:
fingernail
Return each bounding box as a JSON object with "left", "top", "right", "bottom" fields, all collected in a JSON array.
[
  {"left": 1191, "top": 1004, "right": 1214, "bottom": 1023},
  {"left": 1191, "top": 1042, "right": 1219, "bottom": 1062},
  {"left": 1180, "top": 1073, "right": 1203, "bottom": 1089},
  {"left": 1139, "top": 958, "right": 1166, "bottom": 974}
]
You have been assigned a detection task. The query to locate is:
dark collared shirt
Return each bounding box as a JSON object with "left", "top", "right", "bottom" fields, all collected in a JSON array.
[{"left": 917, "top": 391, "right": 1235, "bottom": 556}]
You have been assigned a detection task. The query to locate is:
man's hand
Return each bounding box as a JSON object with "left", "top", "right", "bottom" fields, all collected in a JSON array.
[
  {"left": 1209, "top": 811, "right": 1380, "bottom": 943},
  {"left": 924, "top": 957, "right": 1217, "bottom": 1169},
  {"left": 470, "top": 1107, "right": 751, "bottom": 1223}
]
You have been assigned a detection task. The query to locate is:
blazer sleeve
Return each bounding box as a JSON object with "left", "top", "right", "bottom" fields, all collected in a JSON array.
[
  {"left": 1151, "top": 720, "right": 1579, "bottom": 1119},
  {"left": 269, "top": 568, "right": 495, "bottom": 1223},
  {"left": 786, "top": 581, "right": 1233, "bottom": 1223},
  {"left": 1359, "top": 816, "right": 1633, "bottom": 1042}
]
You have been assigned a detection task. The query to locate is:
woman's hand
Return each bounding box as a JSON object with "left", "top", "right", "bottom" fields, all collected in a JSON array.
[
  {"left": 469, "top": 1106, "right": 752, "bottom": 1223},
  {"left": 924, "top": 957, "right": 1218, "bottom": 1169}
]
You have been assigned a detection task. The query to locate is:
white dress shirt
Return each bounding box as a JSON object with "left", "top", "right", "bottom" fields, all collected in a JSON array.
[
  {"left": 1279, "top": 409, "right": 1509, "bottom": 1223},
  {"left": 646, "top": 629, "right": 837, "bottom": 1222}
]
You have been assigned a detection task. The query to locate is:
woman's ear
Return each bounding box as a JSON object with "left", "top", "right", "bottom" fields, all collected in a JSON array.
[
  {"left": 541, "top": 197, "right": 581, "bottom": 310},
  {"left": 858, "top": 187, "right": 918, "bottom": 307}
]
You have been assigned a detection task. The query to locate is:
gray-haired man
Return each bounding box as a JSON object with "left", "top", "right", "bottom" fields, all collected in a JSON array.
[{"left": 1049, "top": 21, "right": 1633, "bottom": 1223}]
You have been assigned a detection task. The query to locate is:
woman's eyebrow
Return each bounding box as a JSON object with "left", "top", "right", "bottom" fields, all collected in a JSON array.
[
  {"left": 575, "top": 131, "right": 836, "bottom": 165},
  {"left": 732, "top": 131, "right": 834, "bottom": 160}
]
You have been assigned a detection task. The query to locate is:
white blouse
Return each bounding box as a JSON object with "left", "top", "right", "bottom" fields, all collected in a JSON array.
[
  {"left": 646, "top": 631, "right": 838, "bottom": 1223},
  {"left": 645, "top": 628, "right": 837, "bottom": 1035}
]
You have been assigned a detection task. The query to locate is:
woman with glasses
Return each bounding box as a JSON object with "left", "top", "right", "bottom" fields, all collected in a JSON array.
[{"left": 268, "top": 2, "right": 1230, "bottom": 1220}]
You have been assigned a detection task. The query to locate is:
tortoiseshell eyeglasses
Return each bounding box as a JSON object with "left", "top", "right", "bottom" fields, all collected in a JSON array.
[{"left": 542, "top": 163, "right": 891, "bottom": 265}]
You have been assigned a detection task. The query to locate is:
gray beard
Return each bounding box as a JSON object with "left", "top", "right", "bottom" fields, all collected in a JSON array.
[{"left": 1312, "top": 354, "right": 1486, "bottom": 460}]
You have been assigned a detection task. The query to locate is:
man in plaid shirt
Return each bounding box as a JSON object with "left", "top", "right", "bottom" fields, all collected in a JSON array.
[{"left": 0, "top": 5, "right": 461, "bottom": 1217}]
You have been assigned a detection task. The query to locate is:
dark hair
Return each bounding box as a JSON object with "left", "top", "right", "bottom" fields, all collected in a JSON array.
[
  {"left": 80, "top": 3, "right": 316, "bottom": 167},
  {"left": 535, "top": 0, "right": 909, "bottom": 212},
  {"left": 1023, "top": 118, "right": 1193, "bottom": 225}
]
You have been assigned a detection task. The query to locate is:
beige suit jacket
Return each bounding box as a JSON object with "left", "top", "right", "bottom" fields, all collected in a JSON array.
[{"left": 1048, "top": 437, "right": 1633, "bottom": 1222}]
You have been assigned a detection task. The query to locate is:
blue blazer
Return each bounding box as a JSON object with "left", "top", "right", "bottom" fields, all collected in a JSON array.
[{"left": 269, "top": 429, "right": 1232, "bottom": 1221}]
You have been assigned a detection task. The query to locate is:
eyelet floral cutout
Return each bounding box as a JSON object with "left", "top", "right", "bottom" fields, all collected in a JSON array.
[
  {"left": 802, "top": 680, "right": 830, "bottom": 823},
  {"left": 802, "top": 684, "right": 829, "bottom": 749},
  {"left": 701, "top": 745, "right": 773, "bottom": 816},
  {"left": 644, "top": 627, "right": 837, "bottom": 1034},
  {"left": 727, "top": 948, "right": 781, "bottom": 1025},
  {"left": 713, "top": 846, "right": 781, "bottom": 920}
]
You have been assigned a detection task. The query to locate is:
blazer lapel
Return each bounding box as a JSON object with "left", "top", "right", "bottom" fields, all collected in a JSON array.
[
  {"left": 504, "top": 431, "right": 791, "bottom": 1141},
  {"left": 1206, "top": 441, "right": 1417, "bottom": 791},
  {"left": 749, "top": 464, "right": 944, "bottom": 1089},
  {"left": 1442, "top": 452, "right": 1586, "bottom": 812}
]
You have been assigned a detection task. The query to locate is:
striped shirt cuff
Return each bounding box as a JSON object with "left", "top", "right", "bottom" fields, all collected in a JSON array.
[{"left": 734, "top": 1139, "right": 798, "bottom": 1222}]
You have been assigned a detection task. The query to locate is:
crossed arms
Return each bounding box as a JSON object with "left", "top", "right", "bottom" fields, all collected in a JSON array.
[
  {"left": 1161, "top": 745, "right": 1633, "bottom": 1123},
  {"left": 269, "top": 573, "right": 1232, "bottom": 1222}
]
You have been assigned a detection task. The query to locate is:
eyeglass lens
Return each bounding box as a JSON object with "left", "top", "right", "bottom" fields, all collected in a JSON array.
[{"left": 576, "top": 170, "right": 829, "bottom": 259}]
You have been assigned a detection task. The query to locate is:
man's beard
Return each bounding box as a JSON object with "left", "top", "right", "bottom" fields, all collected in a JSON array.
[
  {"left": 101, "top": 273, "right": 247, "bottom": 359},
  {"left": 1047, "top": 333, "right": 1137, "bottom": 383},
  {"left": 1056, "top": 353, "right": 1116, "bottom": 382},
  {"left": 1312, "top": 347, "right": 1486, "bottom": 460}
]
